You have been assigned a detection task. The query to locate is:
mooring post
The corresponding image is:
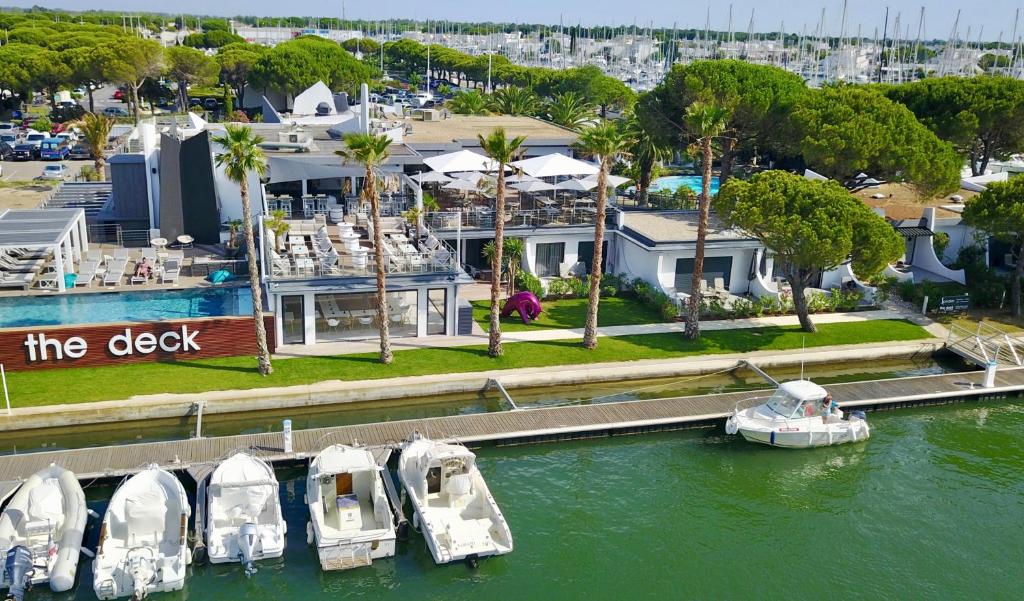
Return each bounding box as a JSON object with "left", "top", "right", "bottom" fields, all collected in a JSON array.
[
  {"left": 194, "top": 401, "right": 205, "bottom": 439},
  {"left": 921, "top": 295, "right": 929, "bottom": 315},
  {"left": 983, "top": 361, "right": 997, "bottom": 388},
  {"left": 283, "top": 419, "right": 293, "bottom": 453}
]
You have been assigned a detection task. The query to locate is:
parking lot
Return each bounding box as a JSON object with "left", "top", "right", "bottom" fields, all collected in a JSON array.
[{"left": 1, "top": 158, "right": 87, "bottom": 182}]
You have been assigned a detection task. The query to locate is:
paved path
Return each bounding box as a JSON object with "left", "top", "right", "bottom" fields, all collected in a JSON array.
[{"left": 276, "top": 309, "right": 947, "bottom": 358}]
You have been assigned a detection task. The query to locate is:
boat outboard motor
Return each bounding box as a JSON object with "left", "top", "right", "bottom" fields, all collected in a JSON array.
[
  {"left": 237, "top": 522, "right": 259, "bottom": 576},
  {"left": 127, "top": 552, "right": 156, "bottom": 601},
  {"left": 850, "top": 410, "right": 867, "bottom": 421},
  {"left": 4, "top": 546, "right": 35, "bottom": 601}
]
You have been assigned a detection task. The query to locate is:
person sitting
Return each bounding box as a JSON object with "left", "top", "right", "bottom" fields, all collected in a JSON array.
[
  {"left": 134, "top": 258, "right": 152, "bottom": 279},
  {"left": 821, "top": 394, "right": 835, "bottom": 423}
]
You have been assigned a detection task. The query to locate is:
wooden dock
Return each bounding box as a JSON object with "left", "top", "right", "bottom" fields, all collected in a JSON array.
[{"left": 0, "top": 367, "right": 1021, "bottom": 488}]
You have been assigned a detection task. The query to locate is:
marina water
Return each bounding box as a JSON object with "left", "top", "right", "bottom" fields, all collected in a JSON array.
[{"left": 21, "top": 393, "right": 1024, "bottom": 599}]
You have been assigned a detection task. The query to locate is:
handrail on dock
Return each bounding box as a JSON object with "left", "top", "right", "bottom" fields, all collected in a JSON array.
[
  {"left": 945, "top": 322, "right": 1024, "bottom": 367},
  {"left": 490, "top": 379, "right": 519, "bottom": 410}
]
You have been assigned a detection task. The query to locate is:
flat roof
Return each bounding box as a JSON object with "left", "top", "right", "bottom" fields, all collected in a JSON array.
[
  {"left": 854, "top": 183, "right": 971, "bottom": 220},
  {"left": 0, "top": 208, "right": 83, "bottom": 249},
  {"left": 621, "top": 211, "right": 750, "bottom": 246},
  {"left": 402, "top": 115, "right": 576, "bottom": 145}
]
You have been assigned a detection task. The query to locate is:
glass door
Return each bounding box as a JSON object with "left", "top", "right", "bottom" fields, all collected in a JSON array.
[
  {"left": 281, "top": 295, "right": 305, "bottom": 345},
  {"left": 427, "top": 289, "right": 447, "bottom": 335}
]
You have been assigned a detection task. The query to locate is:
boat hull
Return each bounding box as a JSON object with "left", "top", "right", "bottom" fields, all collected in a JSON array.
[{"left": 735, "top": 421, "right": 870, "bottom": 448}]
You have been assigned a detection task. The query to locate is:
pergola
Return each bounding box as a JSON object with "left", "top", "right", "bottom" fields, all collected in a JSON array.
[{"left": 0, "top": 208, "right": 89, "bottom": 292}]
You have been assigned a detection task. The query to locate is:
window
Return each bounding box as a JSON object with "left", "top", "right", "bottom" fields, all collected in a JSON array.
[
  {"left": 281, "top": 296, "right": 305, "bottom": 345},
  {"left": 674, "top": 256, "right": 733, "bottom": 292},
  {"left": 577, "top": 240, "right": 607, "bottom": 274},
  {"left": 427, "top": 289, "right": 447, "bottom": 335},
  {"left": 535, "top": 242, "right": 565, "bottom": 277},
  {"left": 314, "top": 291, "right": 418, "bottom": 342}
]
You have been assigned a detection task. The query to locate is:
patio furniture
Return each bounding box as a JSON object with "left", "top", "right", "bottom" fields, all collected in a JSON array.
[
  {"left": 113, "top": 248, "right": 129, "bottom": 261},
  {"left": 76, "top": 261, "right": 99, "bottom": 286},
  {"left": 102, "top": 260, "right": 127, "bottom": 286},
  {"left": 130, "top": 274, "right": 147, "bottom": 285},
  {"left": 34, "top": 272, "right": 60, "bottom": 290},
  {"left": 160, "top": 259, "right": 180, "bottom": 284},
  {"left": 176, "top": 234, "right": 194, "bottom": 249},
  {"left": 150, "top": 237, "right": 168, "bottom": 252}
]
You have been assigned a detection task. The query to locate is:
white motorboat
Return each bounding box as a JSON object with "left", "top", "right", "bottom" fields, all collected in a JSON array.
[
  {"left": 0, "top": 464, "right": 87, "bottom": 601},
  {"left": 206, "top": 452, "right": 285, "bottom": 575},
  {"left": 725, "top": 380, "right": 870, "bottom": 448},
  {"left": 398, "top": 435, "right": 513, "bottom": 565},
  {"left": 93, "top": 465, "right": 191, "bottom": 600},
  {"left": 306, "top": 445, "right": 396, "bottom": 571}
]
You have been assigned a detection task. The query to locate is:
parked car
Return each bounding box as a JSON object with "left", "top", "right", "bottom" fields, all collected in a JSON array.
[
  {"left": 69, "top": 142, "right": 91, "bottom": 160},
  {"left": 202, "top": 98, "right": 219, "bottom": 110},
  {"left": 24, "top": 131, "right": 50, "bottom": 149},
  {"left": 0, "top": 122, "right": 17, "bottom": 133},
  {"left": 40, "top": 164, "right": 69, "bottom": 180},
  {"left": 113, "top": 89, "right": 124, "bottom": 100},
  {"left": 54, "top": 131, "right": 77, "bottom": 144},
  {"left": 12, "top": 143, "right": 39, "bottom": 160},
  {"left": 0, "top": 141, "right": 14, "bottom": 160},
  {"left": 102, "top": 106, "right": 129, "bottom": 117},
  {"left": 0, "top": 133, "right": 21, "bottom": 145},
  {"left": 39, "top": 138, "right": 70, "bottom": 160}
]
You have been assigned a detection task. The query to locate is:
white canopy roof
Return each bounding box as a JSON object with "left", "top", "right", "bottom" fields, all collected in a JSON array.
[
  {"left": 511, "top": 153, "right": 599, "bottom": 178},
  {"left": 512, "top": 180, "right": 557, "bottom": 193},
  {"left": 803, "top": 169, "right": 829, "bottom": 182},
  {"left": 443, "top": 178, "right": 481, "bottom": 191},
  {"left": 582, "top": 173, "right": 631, "bottom": 188},
  {"left": 505, "top": 173, "right": 540, "bottom": 183},
  {"left": 412, "top": 171, "right": 453, "bottom": 183},
  {"left": 453, "top": 171, "right": 487, "bottom": 183},
  {"left": 424, "top": 149, "right": 500, "bottom": 173},
  {"left": 554, "top": 178, "right": 597, "bottom": 192}
]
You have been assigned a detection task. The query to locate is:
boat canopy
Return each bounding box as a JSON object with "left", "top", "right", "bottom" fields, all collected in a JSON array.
[{"left": 767, "top": 381, "right": 828, "bottom": 418}]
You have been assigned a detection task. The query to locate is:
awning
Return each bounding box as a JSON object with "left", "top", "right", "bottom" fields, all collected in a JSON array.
[
  {"left": 511, "top": 153, "right": 599, "bottom": 178},
  {"left": 267, "top": 156, "right": 399, "bottom": 184}
]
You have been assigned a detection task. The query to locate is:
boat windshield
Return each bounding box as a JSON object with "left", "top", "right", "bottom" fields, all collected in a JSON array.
[{"left": 766, "top": 388, "right": 803, "bottom": 418}]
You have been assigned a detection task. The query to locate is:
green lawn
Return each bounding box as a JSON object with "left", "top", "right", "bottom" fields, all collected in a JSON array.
[
  {"left": 4, "top": 320, "right": 931, "bottom": 408},
  {"left": 471, "top": 295, "right": 666, "bottom": 332}
]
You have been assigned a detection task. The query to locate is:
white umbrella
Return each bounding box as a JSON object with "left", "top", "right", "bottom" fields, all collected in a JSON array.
[
  {"left": 581, "top": 174, "right": 631, "bottom": 188},
  {"left": 505, "top": 173, "right": 540, "bottom": 183},
  {"left": 424, "top": 149, "right": 500, "bottom": 173},
  {"left": 510, "top": 152, "right": 600, "bottom": 178},
  {"left": 412, "top": 171, "right": 453, "bottom": 183},
  {"left": 511, "top": 180, "right": 558, "bottom": 193},
  {"left": 555, "top": 178, "right": 598, "bottom": 192},
  {"left": 452, "top": 171, "right": 487, "bottom": 183},
  {"left": 443, "top": 178, "right": 481, "bottom": 191}
]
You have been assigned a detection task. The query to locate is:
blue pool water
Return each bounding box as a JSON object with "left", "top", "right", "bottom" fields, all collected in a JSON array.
[
  {"left": 0, "top": 287, "right": 252, "bottom": 328},
  {"left": 650, "top": 174, "right": 721, "bottom": 196}
]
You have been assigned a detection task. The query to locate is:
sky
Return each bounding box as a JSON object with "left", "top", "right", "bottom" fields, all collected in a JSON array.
[{"left": 6, "top": 1, "right": 1024, "bottom": 42}]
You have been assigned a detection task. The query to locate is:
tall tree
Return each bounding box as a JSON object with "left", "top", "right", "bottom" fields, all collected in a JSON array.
[
  {"left": 790, "top": 85, "right": 961, "bottom": 197},
  {"left": 961, "top": 178, "right": 1024, "bottom": 318},
  {"left": 211, "top": 125, "right": 274, "bottom": 375},
  {"left": 574, "top": 122, "right": 631, "bottom": 349},
  {"left": 337, "top": 134, "right": 395, "bottom": 364},
  {"left": 884, "top": 76, "right": 1024, "bottom": 177},
  {"left": 637, "top": 60, "right": 806, "bottom": 183},
  {"left": 69, "top": 112, "right": 114, "bottom": 179},
  {"left": 105, "top": 37, "right": 163, "bottom": 123},
  {"left": 166, "top": 46, "right": 219, "bottom": 111},
  {"left": 489, "top": 87, "right": 538, "bottom": 116},
  {"left": 545, "top": 91, "right": 596, "bottom": 131},
  {"left": 216, "top": 43, "right": 266, "bottom": 104},
  {"left": 478, "top": 128, "right": 527, "bottom": 357},
  {"left": 446, "top": 89, "right": 491, "bottom": 115},
  {"left": 624, "top": 110, "right": 672, "bottom": 206},
  {"left": 717, "top": 171, "right": 904, "bottom": 332},
  {"left": 683, "top": 101, "right": 731, "bottom": 339}
]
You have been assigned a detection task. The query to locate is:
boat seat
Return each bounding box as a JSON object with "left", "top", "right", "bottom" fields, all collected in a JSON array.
[
  {"left": 22, "top": 519, "right": 52, "bottom": 537},
  {"left": 444, "top": 474, "right": 473, "bottom": 507}
]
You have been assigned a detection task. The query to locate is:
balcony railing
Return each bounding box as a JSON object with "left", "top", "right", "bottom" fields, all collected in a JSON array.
[{"left": 424, "top": 208, "right": 597, "bottom": 231}]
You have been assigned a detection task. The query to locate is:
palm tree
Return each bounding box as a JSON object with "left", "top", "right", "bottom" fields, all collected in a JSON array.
[
  {"left": 489, "top": 87, "right": 538, "bottom": 116},
  {"left": 70, "top": 112, "right": 115, "bottom": 180},
  {"left": 574, "top": 122, "right": 632, "bottom": 349},
  {"left": 211, "top": 125, "right": 273, "bottom": 375},
  {"left": 483, "top": 237, "right": 525, "bottom": 296},
  {"left": 545, "top": 91, "right": 596, "bottom": 131},
  {"left": 447, "top": 90, "right": 491, "bottom": 115},
  {"left": 337, "top": 133, "right": 394, "bottom": 364},
  {"left": 478, "top": 128, "right": 527, "bottom": 357},
  {"left": 683, "top": 101, "right": 731, "bottom": 340},
  {"left": 624, "top": 112, "right": 672, "bottom": 207}
]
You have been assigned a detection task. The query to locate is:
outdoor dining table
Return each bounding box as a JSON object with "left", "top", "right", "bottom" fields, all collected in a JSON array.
[
  {"left": 150, "top": 237, "right": 168, "bottom": 251},
  {"left": 291, "top": 246, "right": 309, "bottom": 257},
  {"left": 288, "top": 235, "right": 305, "bottom": 246},
  {"left": 398, "top": 243, "right": 418, "bottom": 256}
]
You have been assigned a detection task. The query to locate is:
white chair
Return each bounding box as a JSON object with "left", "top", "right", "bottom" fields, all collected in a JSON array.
[
  {"left": 176, "top": 234, "right": 194, "bottom": 249},
  {"left": 160, "top": 260, "right": 180, "bottom": 284}
]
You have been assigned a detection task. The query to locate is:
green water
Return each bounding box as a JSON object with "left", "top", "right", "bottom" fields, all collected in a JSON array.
[{"left": 27, "top": 397, "right": 1024, "bottom": 600}]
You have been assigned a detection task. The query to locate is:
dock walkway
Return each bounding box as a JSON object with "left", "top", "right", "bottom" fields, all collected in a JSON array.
[{"left": 0, "top": 367, "right": 1021, "bottom": 487}]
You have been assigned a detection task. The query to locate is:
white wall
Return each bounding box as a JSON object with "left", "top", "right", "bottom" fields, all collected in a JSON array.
[
  {"left": 213, "top": 155, "right": 264, "bottom": 222},
  {"left": 521, "top": 231, "right": 600, "bottom": 276},
  {"left": 612, "top": 235, "right": 760, "bottom": 294}
]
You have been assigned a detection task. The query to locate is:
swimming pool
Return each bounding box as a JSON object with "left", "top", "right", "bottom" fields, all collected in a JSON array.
[
  {"left": 650, "top": 174, "right": 721, "bottom": 196},
  {"left": 0, "top": 287, "right": 253, "bottom": 328}
]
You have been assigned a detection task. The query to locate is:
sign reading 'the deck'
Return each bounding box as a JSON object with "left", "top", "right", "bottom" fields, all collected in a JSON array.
[{"left": 22, "top": 326, "right": 201, "bottom": 363}]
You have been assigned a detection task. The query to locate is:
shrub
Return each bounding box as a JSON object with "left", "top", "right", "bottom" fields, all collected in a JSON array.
[
  {"left": 632, "top": 278, "right": 679, "bottom": 320},
  {"left": 600, "top": 273, "right": 629, "bottom": 296},
  {"left": 932, "top": 231, "right": 950, "bottom": 260},
  {"left": 568, "top": 276, "right": 589, "bottom": 298},
  {"left": 78, "top": 165, "right": 102, "bottom": 182},
  {"left": 515, "top": 271, "right": 543, "bottom": 299},
  {"left": 546, "top": 278, "right": 572, "bottom": 298}
]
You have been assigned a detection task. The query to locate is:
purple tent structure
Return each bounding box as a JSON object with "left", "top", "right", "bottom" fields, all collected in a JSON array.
[{"left": 501, "top": 291, "right": 543, "bottom": 324}]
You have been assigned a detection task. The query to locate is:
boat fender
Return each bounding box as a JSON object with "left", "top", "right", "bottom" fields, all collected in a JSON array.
[
  {"left": 306, "top": 522, "right": 314, "bottom": 546},
  {"left": 397, "top": 519, "right": 411, "bottom": 541},
  {"left": 724, "top": 418, "right": 738, "bottom": 435},
  {"left": 185, "top": 546, "right": 193, "bottom": 566},
  {"left": 851, "top": 410, "right": 867, "bottom": 421},
  {"left": 87, "top": 508, "right": 100, "bottom": 519},
  {"left": 192, "top": 544, "right": 206, "bottom": 565},
  {"left": 80, "top": 547, "right": 96, "bottom": 559},
  {"left": 466, "top": 554, "right": 479, "bottom": 570},
  {"left": 770, "top": 430, "right": 776, "bottom": 446}
]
